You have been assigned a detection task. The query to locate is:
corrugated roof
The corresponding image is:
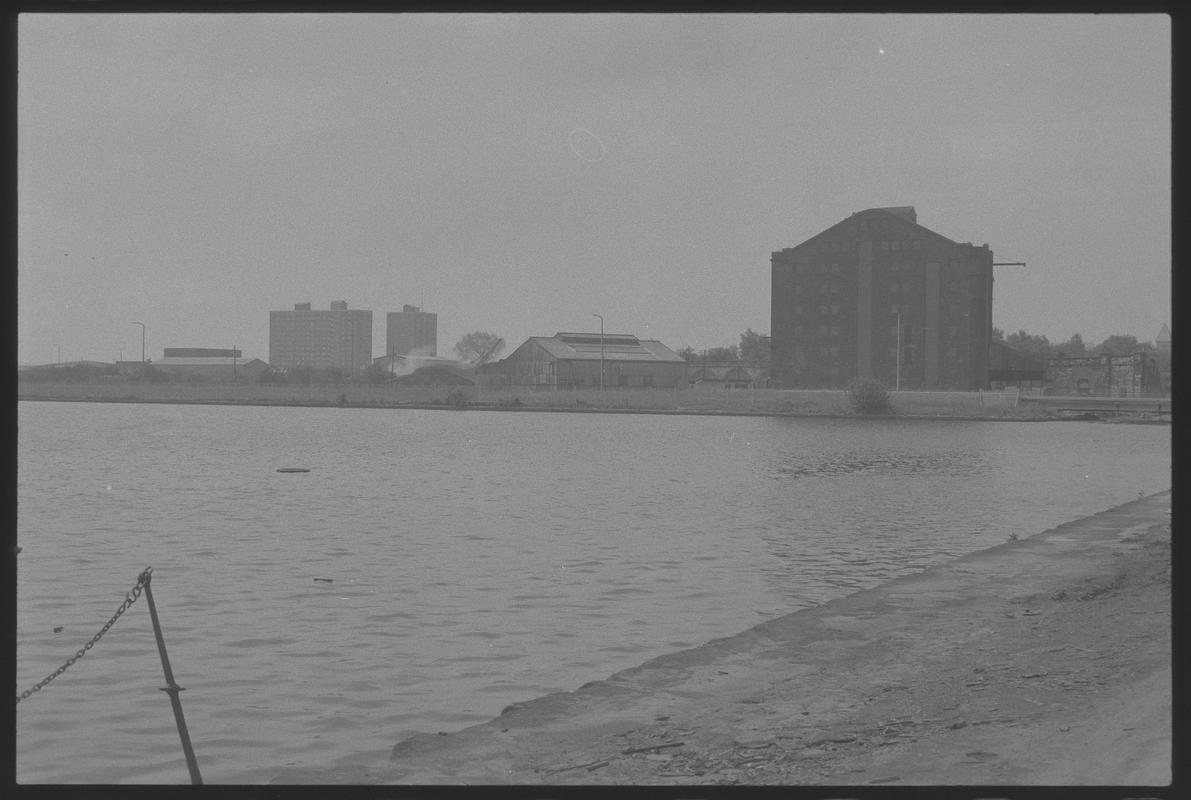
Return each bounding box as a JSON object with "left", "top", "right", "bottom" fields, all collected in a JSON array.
[{"left": 521, "top": 335, "right": 686, "bottom": 363}]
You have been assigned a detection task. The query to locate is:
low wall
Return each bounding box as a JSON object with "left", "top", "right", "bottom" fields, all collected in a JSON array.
[{"left": 18, "top": 381, "right": 1044, "bottom": 418}]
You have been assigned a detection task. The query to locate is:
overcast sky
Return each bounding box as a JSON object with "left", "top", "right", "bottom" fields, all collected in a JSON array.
[{"left": 18, "top": 13, "right": 1170, "bottom": 365}]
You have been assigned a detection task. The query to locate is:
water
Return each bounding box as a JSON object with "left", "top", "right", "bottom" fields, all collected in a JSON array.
[{"left": 16, "top": 401, "right": 1170, "bottom": 783}]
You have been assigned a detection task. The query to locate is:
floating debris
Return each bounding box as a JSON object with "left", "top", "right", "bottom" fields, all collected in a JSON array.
[
  {"left": 313, "top": 577, "right": 334, "bottom": 583},
  {"left": 277, "top": 468, "right": 310, "bottom": 473}
]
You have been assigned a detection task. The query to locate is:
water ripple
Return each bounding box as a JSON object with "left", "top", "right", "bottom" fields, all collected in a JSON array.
[{"left": 17, "top": 403, "right": 1170, "bottom": 783}]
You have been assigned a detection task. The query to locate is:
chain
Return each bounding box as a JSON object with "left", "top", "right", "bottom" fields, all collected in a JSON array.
[{"left": 17, "top": 567, "right": 153, "bottom": 704}]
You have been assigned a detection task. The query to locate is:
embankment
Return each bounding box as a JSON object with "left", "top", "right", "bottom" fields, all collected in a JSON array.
[
  {"left": 272, "top": 491, "right": 1172, "bottom": 786},
  {"left": 16, "top": 381, "right": 1170, "bottom": 421}
]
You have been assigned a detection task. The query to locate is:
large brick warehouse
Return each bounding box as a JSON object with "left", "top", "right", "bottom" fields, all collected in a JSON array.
[{"left": 770, "top": 207, "right": 997, "bottom": 390}]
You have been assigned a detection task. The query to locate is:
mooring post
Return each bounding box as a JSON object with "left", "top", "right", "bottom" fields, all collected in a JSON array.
[{"left": 142, "top": 572, "right": 203, "bottom": 785}]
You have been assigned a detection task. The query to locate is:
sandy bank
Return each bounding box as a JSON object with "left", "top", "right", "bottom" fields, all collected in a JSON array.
[{"left": 272, "top": 491, "right": 1172, "bottom": 786}]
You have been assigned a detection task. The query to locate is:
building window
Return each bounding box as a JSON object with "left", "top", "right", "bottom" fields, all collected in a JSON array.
[{"left": 642, "top": 375, "right": 654, "bottom": 387}]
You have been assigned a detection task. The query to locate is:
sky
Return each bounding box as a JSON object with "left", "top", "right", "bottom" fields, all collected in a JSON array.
[{"left": 17, "top": 13, "right": 1170, "bottom": 366}]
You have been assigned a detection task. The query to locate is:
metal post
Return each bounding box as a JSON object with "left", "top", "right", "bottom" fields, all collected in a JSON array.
[
  {"left": 592, "top": 313, "right": 604, "bottom": 392},
  {"left": 142, "top": 573, "right": 203, "bottom": 785}
]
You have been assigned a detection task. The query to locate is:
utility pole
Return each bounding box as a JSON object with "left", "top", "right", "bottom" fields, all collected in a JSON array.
[
  {"left": 132, "top": 321, "right": 146, "bottom": 362},
  {"left": 592, "top": 313, "right": 604, "bottom": 391},
  {"left": 894, "top": 309, "right": 901, "bottom": 392}
]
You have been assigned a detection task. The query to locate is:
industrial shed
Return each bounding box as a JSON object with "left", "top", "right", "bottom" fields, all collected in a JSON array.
[
  {"left": 987, "top": 341, "right": 1046, "bottom": 390},
  {"left": 499, "top": 332, "right": 688, "bottom": 389},
  {"left": 150, "top": 356, "right": 269, "bottom": 382}
]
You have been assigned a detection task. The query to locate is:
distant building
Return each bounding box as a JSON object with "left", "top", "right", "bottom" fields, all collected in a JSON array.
[
  {"left": 1155, "top": 324, "right": 1171, "bottom": 394},
  {"left": 386, "top": 304, "right": 437, "bottom": 357},
  {"left": 269, "top": 301, "right": 372, "bottom": 370},
  {"left": 1045, "top": 353, "right": 1162, "bottom": 397},
  {"left": 686, "top": 361, "right": 759, "bottom": 391},
  {"left": 163, "top": 348, "right": 241, "bottom": 358},
  {"left": 988, "top": 341, "right": 1046, "bottom": 391},
  {"left": 1155, "top": 323, "right": 1171, "bottom": 357},
  {"left": 151, "top": 356, "right": 268, "bottom": 382},
  {"left": 499, "top": 332, "right": 687, "bottom": 388},
  {"left": 392, "top": 365, "right": 475, "bottom": 387},
  {"left": 371, "top": 351, "right": 459, "bottom": 375},
  {"left": 771, "top": 206, "right": 996, "bottom": 390}
]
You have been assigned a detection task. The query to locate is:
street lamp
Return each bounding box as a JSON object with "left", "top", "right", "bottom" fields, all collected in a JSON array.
[
  {"left": 592, "top": 313, "right": 604, "bottom": 391},
  {"left": 131, "top": 321, "right": 146, "bottom": 362}
]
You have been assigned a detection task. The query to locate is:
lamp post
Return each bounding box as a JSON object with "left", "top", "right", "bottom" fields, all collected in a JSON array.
[
  {"left": 132, "top": 321, "right": 146, "bottom": 362},
  {"left": 893, "top": 309, "right": 901, "bottom": 392},
  {"left": 592, "top": 313, "right": 604, "bottom": 391}
]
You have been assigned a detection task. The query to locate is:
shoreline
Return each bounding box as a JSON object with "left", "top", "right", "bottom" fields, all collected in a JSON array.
[
  {"left": 15, "top": 393, "right": 1171, "bottom": 424},
  {"left": 271, "top": 491, "right": 1172, "bottom": 786}
]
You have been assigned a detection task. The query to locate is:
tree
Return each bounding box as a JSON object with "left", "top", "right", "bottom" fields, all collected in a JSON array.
[
  {"left": 704, "top": 345, "right": 740, "bottom": 362},
  {"left": 675, "top": 346, "right": 698, "bottom": 361},
  {"left": 1053, "top": 333, "right": 1087, "bottom": 358},
  {"left": 1004, "top": 330, "right": 1053, "bottom": 361},
  {"left": 739, "top": 329, "right": 769, "bottom": 367},
  {"left": 1091, "top": 334, "right": 1153, "bottom": 356},
  {"left": 454, "top": 331, "right": 505, "bottom": 364}
]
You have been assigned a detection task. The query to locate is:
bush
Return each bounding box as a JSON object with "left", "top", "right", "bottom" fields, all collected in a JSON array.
[
  {"left": 847, "top": 377, "right": 892, "bottom": 414},
  {"left": 445, "top": 389, "right": 469, "bottom": 409}
]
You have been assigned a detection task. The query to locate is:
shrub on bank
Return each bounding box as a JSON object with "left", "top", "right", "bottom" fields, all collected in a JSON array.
[{"left": 847, "top": 377, "right": 892, "bottom": 414}]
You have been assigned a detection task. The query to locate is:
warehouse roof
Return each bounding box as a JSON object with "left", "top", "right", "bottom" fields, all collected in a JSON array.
[{"left": 516, "top": 333, "right": 686, "bottom": 363}]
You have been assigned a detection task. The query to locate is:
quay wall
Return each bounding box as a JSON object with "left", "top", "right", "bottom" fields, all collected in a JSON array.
[{"left": 18, "top": 381, "right": 1072, "bottom": 419}]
